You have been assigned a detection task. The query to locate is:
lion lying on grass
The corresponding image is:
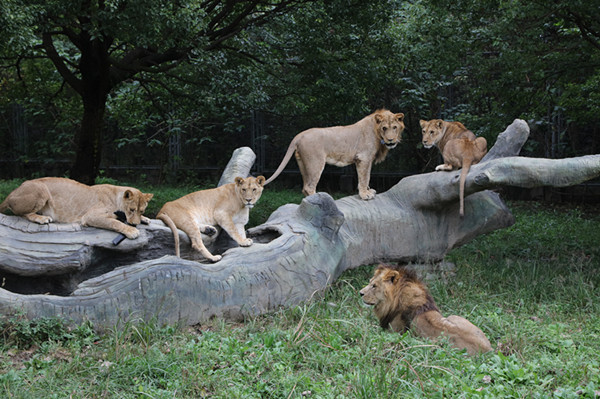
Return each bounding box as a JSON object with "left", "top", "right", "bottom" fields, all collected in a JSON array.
[
  {"left": 360, "top": 264, "right": 493, "bottom": 356},
  {"left": 0, "top": 177, "right": 153, "bottom": 239},
  {"left": 265, "top": 109, "right": 404, "bottom": 200}
]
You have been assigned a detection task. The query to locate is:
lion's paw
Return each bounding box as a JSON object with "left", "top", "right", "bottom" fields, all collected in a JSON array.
[
  {"left": 202, "top": 226, "right": 218, "bottom": 236},
  {"left": 359, "top": 190, "right": 376, "bottom": 200},
  {"left": 29, "top": 214, "right": 52, "bottom": 224},
  {"left": 38, "top": 215, "right": 53, "bottom": 224},
  {"left": 124, "top": 226, "right": 140, "bottom": 239},
  {"left": 209, "top": 254, "right": 222, "bottom": 262},
  {"left": 140, "top": 216, "right": 151, "bottom": 225},
  {"left": 239, "top": 238, "right": 253, "bottom": 247}
]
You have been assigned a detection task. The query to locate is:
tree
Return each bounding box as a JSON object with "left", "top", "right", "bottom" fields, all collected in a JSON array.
[{"left": 0, "top": 0, "right": 313, "bottom": 184}]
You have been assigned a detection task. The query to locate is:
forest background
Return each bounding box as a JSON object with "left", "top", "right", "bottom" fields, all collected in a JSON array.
[{"left": 0, "top": 0, "right": 599, "bottom": 192}]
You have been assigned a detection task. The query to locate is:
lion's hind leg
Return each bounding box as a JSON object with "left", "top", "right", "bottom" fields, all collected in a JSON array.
[
  {"left": 4, "top": 181, "right": 53, "bottom": 224},
  {"left": 184, "top": 222, "right": 222, "bottom": 262},
  {"left": 296, "top": 152, "right": 324, "bottom": 197}
]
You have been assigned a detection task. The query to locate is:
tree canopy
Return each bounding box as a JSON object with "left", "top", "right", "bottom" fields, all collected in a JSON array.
[{"left": 0, "top": 0, "right": 598, "bottom": 183}]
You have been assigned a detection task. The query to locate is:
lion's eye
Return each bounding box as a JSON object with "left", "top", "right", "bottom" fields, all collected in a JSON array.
[
  {"left": 130, "top": 208, "right": 135, "bottom": 213},
  {"left": 382, "top": 127, "right": 387, "bottom": 131}
]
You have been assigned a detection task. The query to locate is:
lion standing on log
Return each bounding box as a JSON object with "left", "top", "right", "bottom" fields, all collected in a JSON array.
[
  {"left": 157, "top": 176, "right": 265, "bottom": 262},
  {"left": 265, "top": 110, "right": 405, "bottom": 200},
  {"left": 360, "top": 264, "right": 493, "bottom": 356},
  {"left": 420, "top": 119, "right": 487, "bottom": 216}
]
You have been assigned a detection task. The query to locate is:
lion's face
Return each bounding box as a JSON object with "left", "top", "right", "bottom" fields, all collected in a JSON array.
[
  {"left": 420, "top": 119, "right": 445, "bottom": 149},
  {"left": 375, "top": 111, "right": 405, "bottom": 149},
  {"left": 235, "top": 176, "right": 265, "bottom": 208},
  {"left": 359, "top": 267, "right": 401, "bottom": 307},
  {"left": 120, "top": 190, "right": 153, "bottom": 225}
]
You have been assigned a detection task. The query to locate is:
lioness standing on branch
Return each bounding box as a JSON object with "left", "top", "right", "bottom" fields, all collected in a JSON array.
[
  {"left": 265, "top": 109, "right": 405, "bottom": 200},
  {"left": 420, "top": 119, "right": 488, "bottom": 217},
  {"left": 157, "top": 176, "right": 265, "bottom": 262},
  {"left": 360, "top": 264, "right": 493, "bottom": 356},
  {"left": 0, "top": 177, "right": 153, "bottom": 239}
]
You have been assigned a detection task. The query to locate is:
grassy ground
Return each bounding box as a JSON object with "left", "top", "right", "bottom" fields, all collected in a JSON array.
[{"left": 0, "top": 179, "right": 599, "bottom": 398}]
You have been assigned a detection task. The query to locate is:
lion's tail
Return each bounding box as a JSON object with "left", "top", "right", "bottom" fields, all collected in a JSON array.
[
  {"left": 264, "top": 137, "right": 299, "bottom": 185},
  {"left": 459, "top": 159, "right": 473, "bottom": 218},
  {"left": 157, "top": 212, "right": 181, "bottom": 257}
]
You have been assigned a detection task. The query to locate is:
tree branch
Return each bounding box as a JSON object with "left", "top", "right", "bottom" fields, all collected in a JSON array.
[{"left": 41, "top": 33, "right": 83, "bottom": 95}]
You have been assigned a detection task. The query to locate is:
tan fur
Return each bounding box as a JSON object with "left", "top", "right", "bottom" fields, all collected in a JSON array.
[
  {"left": 420, "top": 119, "right": 488, "bottom": 217},
  {"left": 0, "top": 177, "right": 153, "bottom": 239},
  {"left": 360, "top": 264, "right": 493, "bottom": 356},
  {"left": 156, "top": 176, "right": 265, "bottom": 262},
  {"left": 266, "top": 110, "right": 405, "bottom": 200}
]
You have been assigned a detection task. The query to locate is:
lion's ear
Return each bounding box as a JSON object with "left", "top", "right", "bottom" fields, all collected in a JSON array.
[
  {"left": 383, "top": 270, "right": 401, "bottom": 284},
  {"left": 395, "top": 113, "right": 404, "bottom": 122},
  {"left": 436, "top": 120, "right": 444, "bottom": 129},
  {"left": 123, "top": 189, "right": 132, "bottom": 200},
  {"left": 256, "top": 176, "right": 266, "bottom": 186},
  {"left": 374, "top": 112, "right": 384, "bottom": 124},
  {"left": 144, "top": 193, "right": 154, "bottom": 202},
  {"left": 419, "top": 119, "right": 426, "bottom": 128},
  {"left": 235, "top": 177, "right": 244, "bottom": 185}
]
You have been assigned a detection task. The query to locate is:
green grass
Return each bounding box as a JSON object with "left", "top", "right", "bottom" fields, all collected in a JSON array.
[{"left": 1, "top": 179, "right": 600, "bottom": 398}]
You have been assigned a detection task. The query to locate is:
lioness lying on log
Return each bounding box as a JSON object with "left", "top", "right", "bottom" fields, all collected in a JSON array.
[
  {"left": 0, "top": 177, "right": 153, "bottom": 239},
  {"left": 157, "top": 176, "right": 265, "bottom": 262},
  {"left": 420, "top": 119, "right": 487, "bottom": 217},
  {"left": 360, "top": 264, "right": 493, "bottom": 356},
  {"left": 265, "top": 109, "right": 404, "bottom": 200}
]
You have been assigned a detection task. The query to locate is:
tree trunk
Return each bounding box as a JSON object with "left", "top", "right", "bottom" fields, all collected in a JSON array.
[
  {"left": 70, "top": 102, "right": 106, "bottom": 185},
  {"left": 69, "top": 38, "right": 111, "bottom": 185},
  {"left": 1, "top": 119, "right": 599, "bottom": 328}
]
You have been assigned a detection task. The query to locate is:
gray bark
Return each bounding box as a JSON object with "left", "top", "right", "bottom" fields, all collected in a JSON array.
[{"left": 0, "top": 119, "right": 599, "bottom": 327}]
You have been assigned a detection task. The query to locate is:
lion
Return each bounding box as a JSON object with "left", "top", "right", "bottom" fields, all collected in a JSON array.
[
  {"left": 156, "top": 176, "right": 265, "bottom": 262},
  {"left": 265, "top": 109, "right": 405, "bottom": 200},
  {"left": 420, "top": 119, "right": 488, "bottom": 217},
  {"left": 0, "top": 177, "right": 153, "bottom": 239},
  {"left": 360, "top": 264, "right": 493, "bottom": 356}
]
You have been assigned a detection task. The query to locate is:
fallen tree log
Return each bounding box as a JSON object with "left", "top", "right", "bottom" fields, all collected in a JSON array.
[{"left": 0, "top": 119, "right": 599, "bottom": 327}]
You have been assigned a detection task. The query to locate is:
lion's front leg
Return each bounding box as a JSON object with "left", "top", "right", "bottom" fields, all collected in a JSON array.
[
  {"left": 83, "top": 210, "right": 140, "bottom": 239},
  {"left": 355, "top": 159, "right": 375, "bottom": 200},
  {"left": 215, "top": 214, "right": 252, "bottom": 247}
]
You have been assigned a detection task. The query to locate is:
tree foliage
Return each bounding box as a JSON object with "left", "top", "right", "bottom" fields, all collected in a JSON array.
[{"left": 0, "top": 0, "right": 598, "bottom": 183}]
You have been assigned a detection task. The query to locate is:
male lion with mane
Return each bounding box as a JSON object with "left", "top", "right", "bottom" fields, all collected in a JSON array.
[
  {"left": 360, "top": 264, "right": 493, "bottom": 356},
  {"left": 0, "top": 177, "right": 153, "bottom": 239},
  {"left": 265, "top": 109, "right": 405, "bottom": 200},
  {"left": 420, "top": 119, "right": 487, "bottom": 217},
  {"left": 157, "top": 176, "right": 265, "bottom": 262}
]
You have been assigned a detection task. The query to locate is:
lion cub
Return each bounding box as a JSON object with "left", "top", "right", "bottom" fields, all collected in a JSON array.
[
  {"left": 0, "top": 177, "right": 153, "bottom": 239},
  {"left": 420, "top": 119, "right": 487, "bottom": 217},
  {"left": 360, "top": 264, "right": 492, "bottom": 356},
  {"left": 157, "top": 176, "right": 265, "bottom": 262}
]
